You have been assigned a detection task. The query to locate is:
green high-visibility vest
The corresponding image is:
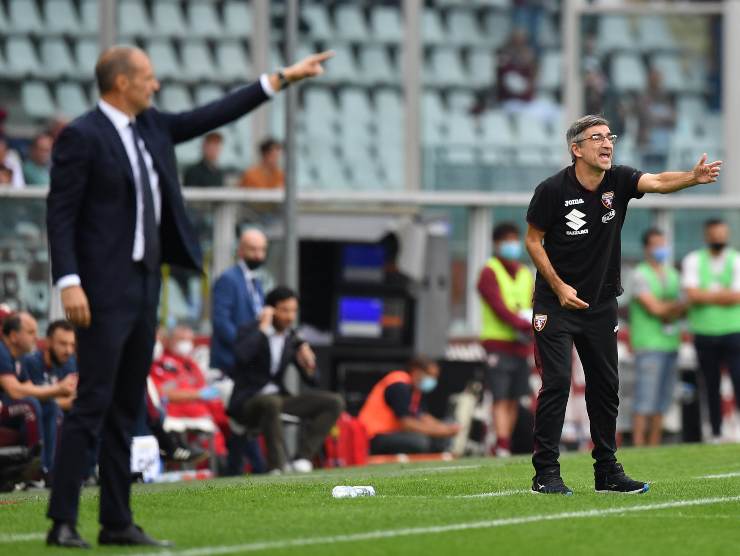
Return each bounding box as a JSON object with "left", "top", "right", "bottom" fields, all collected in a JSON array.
[
  {"left": 480, "top": 257, "right": 533, "bottom": 342},
  {"left": 688, "top": 249, "right": 740, "bottom": 336},
  {"left": 629, "top": 262, "right": 681, "bottom": 351}
]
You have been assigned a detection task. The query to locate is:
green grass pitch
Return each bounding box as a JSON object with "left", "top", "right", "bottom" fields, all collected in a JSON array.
[{"left": 2, "top": 443, "right": 740, "bottom": 555}]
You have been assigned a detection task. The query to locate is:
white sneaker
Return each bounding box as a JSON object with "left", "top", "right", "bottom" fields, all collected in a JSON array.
[
  {"left": 291, "top": 458, "right": 313, "bottom": 473},
  {"left": 495, "top": 447, "right": 511, "bottom": 458}
]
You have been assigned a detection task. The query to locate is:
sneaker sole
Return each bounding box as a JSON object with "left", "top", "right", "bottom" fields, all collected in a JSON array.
[
  {"left": 595, "top": 484, "right": 649, "bottom": 495},
  {"left": 530, "top": 488, "right": 574, "bottom": 496}
]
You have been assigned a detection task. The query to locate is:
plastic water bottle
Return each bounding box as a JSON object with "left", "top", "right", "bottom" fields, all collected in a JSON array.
[{"left": 331, "top": 485, "right": 376, "bottom": 498}]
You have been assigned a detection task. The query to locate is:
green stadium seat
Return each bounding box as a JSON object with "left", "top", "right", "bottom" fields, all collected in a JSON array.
[
  {"left": 160, "top": 84, "right": 193, "bottom": 112},
  {"left": 482, "top": 12, "right": 511, "bottom": 50},
  {"left": 448, "top": 91, "right": 475, "bottom": 113},
  {"left": 181, "top": 41, "right": 217, "bottom": 82},
  {"left": 424, "top": 47, "right": 467, "bottom": 87},
  {"left": 118, "top": 0, "right": 152, "bottom": 39},
  {"left": 223, "top": 1, "right": 253, "bottom": 39},
  {"left": 339, "top": 87, "right": 374, "bottom": 129},
  {"left": 537, "top": 51, "right": 561, "bottom": 93},
  {"left": 152, "top": 0, "right": 188, "bottom": 38},
  {"left": 359, "top": 45, "right": 398, "bottom": 86},
  {"left": 446, "top": 112, "right": 479, "bottom": 145},
  {"left": 468, "top": 49, "right": 496, "bottom": 88},
  {"left": 79, "top": 0, "right": 98, "bottom": 36},
  {"left": 447, "top": 9, "right": 483, "bottom": 46},
  {"left": 56, "top": 82, "right": 89, "bottom": 118},
  {"left": 8, "top": 0, "right": 44, "bottom": 34},
  {"left": 214, "top": 41, "right": 252, "bottom": 83},
  {"left": 75, "top": 38, "right": 99, "bottom": 78},
  {"left": 187, "top": 1, "right": 223, "bottom": 39},
  {"left": 596, "top": 15, "right": 637, "bottom": 54},
  {"left": 320, "top": 44, "right": 359, "bottom": 84},
  {"left": 6, "top": 36, "right": 41, "bottom": 78},
  {"left": 175, "top": 139, "right": 201, "bottom": 167},
  {"left": 22, "top": 81, "right": 56, "bottom": 120},
  {"left": 612, "top": 53, "right": 647, "bottom": 92},
  {"left": 637, "top": 16, "right": 678, "bottom": 53},
  {"left": 45, "top": 0, "right": 82, "bottom": 35},
  {"left": 370, "top": 6, "right": 402, "bottom": 44},
  {"left": 145, "top": 39, "right": 182, "bottom": 81},
  {"left": 422, "top": 9, "right": 446, "bottom": 45},
  {"left": 335, "top": 4, "right": 369, "bottom": 43},
  {"left": 0, "top": 3, "right": 8, "bottom": 34},
  {"left": 194, "top": 83, "right": 225, "bottom": 105},
  {"left": 301, "top": 4, "right": 333, "bottom": 41},
  {"left": 41, "top": 38, "right": 77, "bottom": 79}
]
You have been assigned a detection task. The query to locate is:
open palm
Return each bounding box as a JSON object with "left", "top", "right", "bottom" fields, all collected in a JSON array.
[{"left": 693, "top": 153, "right": 722, "bottom": 184}]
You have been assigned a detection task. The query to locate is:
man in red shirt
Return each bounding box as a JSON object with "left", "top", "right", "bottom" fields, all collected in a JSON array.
[{"left": 477, "top": 223, "right": 534, "bottom": 457}]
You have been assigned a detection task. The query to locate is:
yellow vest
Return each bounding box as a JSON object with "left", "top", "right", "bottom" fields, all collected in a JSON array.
[{"left": 480, "top": 257, "right": 533, "bottom": 341}]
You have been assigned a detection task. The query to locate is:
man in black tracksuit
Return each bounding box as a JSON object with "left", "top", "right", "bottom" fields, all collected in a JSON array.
[{"left": 525, "top": 114, "right": 722, "bottom": 495}]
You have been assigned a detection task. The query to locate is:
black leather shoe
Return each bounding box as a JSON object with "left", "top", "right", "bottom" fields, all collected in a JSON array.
[
  {"left": 46, "top": 522, "right": 91, "bottom": 549},
  {"left": 98, "top": 524, "right": 173, "bottom": 547}
]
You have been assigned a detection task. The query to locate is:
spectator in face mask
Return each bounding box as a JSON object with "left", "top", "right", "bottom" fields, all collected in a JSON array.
[
  {"left": 682, "top": 219, "right": 740, "bottom": 441},
  {"left": 211, "top": 228, "right": 269, "bottom": 377},
  {"left": 358, "top": 357, "right": 460, "bottom": 455},
  {"left": 477, "top": 222, "right": 534, "bottom": 457},
  {"left": 629, "top": 229, "right": 685, "bottom": 446}
]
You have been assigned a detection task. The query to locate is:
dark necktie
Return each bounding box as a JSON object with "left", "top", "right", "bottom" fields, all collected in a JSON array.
[{"left": 130, "top": 122, "right": 160, "bottom": 272}]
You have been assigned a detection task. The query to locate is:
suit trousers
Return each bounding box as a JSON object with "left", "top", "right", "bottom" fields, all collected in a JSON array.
[
  {"left": 236, "top": 391, "right": 344, "bottom": 471},
  {"left": 531, "top": 298, "right": 620, "bottom": 477},
  {"left": 48, "top": 262, "right": 160, "bottom": 528}
]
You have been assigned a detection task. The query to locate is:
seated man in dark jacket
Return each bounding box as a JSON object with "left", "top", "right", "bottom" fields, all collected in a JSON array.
[{"left": 228, "top": 286, "right": 344, "bottom": 473}]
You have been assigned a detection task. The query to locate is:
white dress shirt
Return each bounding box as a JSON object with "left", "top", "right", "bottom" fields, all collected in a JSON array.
[
  {"left": 57, "top": 76, "right": 275, "bottom": 290},
  {"left": 259, "top": 326, "right": 287, "bottom": 396}
]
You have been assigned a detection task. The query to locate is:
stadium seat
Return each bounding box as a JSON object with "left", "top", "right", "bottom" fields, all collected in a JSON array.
[
  {"left": 223, "top": 1, "right": 253, "bottom": 39},
  {"left": 479, "top": 109, "right": 515, "bottom": 149},
  {"left": 676, "top": 95, "right": 708, "bottom": 122},
  {"left": 514, "top": 112, "right": 559, "bottom": 153},
  {"left": 335, "top": 4, "right": 370, "bottom": 43},
  {"left": 187, "top": 1, "right": 223, "bottom": 39},
  {"left": 446, "top": 113, "right": 478, "bottom": 145},
  {"left": 537, "top": 51, "right": 561, "bottom": 93},
  {"left": 56, "top": 82, "right": 89, "bottom": 118},
  {"left": 0, "top": 2, "right": 8, "bottom": 34},
  {"left": 339, "top": 87, "right": 374, "bottom": 130},
  {"left": 79, "top": 0, "right": 98, "bottom": 36},
  {"left": 8, "top": 0, "right": 44, "bottom": 34},
  {"left": 321, "top": 45, "right": 360, "bottom": 84},
  {"left": 482, "top": 12, "right": 511, "bottom": 50},
  {"left": 650, "top": 54, "right": 689, "bottom": 94},
  {"left": 358, "top": 45, "right": 398, "bottom": 86},
  {"left": 118, "top": 0, "right": 152, "bottom": 39},
  {"left": 214, "top": 41, "right": 252, "bottom": 83},
  {"left": 370, "top": 6, "right": 403, "bottom": 44},
  {"left": 194, "top": 83, "right": 225, "bottom": 106},
  {"left": 425, "top": 47, "right": 467, "bottom": 87},
  {"left": 5, "top": 36, "right": 41, "bottom": 78},
  {"left": 41, "top": 38, "right": 77, "bottom": 79},
  {"left": 45, "top": 0, "right": 82, "bottom": 36},
  {"left": 448, "top": 91, "right": 475, "bottom": 113},
  {"left": 301, "top": 4, "right": 333, "bottom": 42},
  {"left": 611, "top": 53, "right": 647, "bottom": 92},
  {"left": 175, "top": 139, "right": 201, "bottom": 167},
  {"left": 75, "top": 38, "right": 99, "bottom": 79},
  {"left": 422, "top": 9, "right": 447, "bottom": 44},
  {"left": 145, "top": 39, "right": 182, "bottom": 81},
  {"left": 21, "top": 82, "right": 56, "bottom": 120},
  {"left": 152, "top": 0, "right": 188, "bottom": 38},
  {"left": 447, "top": 9, "right": 483, "bottom": 46},
  {"left": 344, "top": 152, "right": 383, "bottom": 191},
  {"left": 637, "top": 16, "right": 678, "bottom": 53},
  {"left": 160, "top": 84, "right": 193, "bottom": 113},
  {"left": 375, "top": 88, "right": 403, "bottom": 120},
  {"left": 596, "top": 15, "right": 636, "bottom": 53},
  {"left": 423, "top": 89, "right": 447, "bottom": 124},
  {"left": 468, "top": 49, "right": 496, "bottom": 88},
  {"left": 181, "top": 41, "right": 217, "bottom": 82}
]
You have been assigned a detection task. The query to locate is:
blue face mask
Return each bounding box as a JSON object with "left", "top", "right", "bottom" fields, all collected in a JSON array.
[
  {"left": 499, "top": 241, "right": 522, "bottom": 260},
  {"left": 419, "top": 376, "right": 438, "bottom": 393},
  {"left": 651, "top": 246, "right": 669, "bottom": 263}
]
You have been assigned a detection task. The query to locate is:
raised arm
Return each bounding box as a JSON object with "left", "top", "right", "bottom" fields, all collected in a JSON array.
[
  {"left": 525, "top": 224, "right": 589, "bottom": 310},
  {"left": 637, "top": 154, "right": 722, "bottom": 194}
]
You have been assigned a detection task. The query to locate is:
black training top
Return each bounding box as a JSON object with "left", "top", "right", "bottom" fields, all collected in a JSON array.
[{"left": 526, "top": 164, "right": 644, "bottom": 306}]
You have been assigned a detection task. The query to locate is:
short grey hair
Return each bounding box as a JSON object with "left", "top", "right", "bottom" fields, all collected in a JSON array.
[
  {"left": 95, "top": 45, "right": 138, "bottom": 94},
  {"left": 566, "top": 114, "right": 610, "bottom": 162}
]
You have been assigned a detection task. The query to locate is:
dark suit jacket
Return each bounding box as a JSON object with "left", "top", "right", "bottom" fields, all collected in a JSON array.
[
  {"left": 210, "top": 264, "right": 263, "bottom": 372},
  {"left": 228, "top": 321, "right": 317, "bottom": 418},
  {"left": 47, "top": 83, "right": 269, "bottom": 310}
]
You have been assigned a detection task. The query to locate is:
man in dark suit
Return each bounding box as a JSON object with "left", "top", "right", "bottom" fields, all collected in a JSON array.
[
  {"left": 46, "top": 45, "right": 332, "bottom": 548},
  {"left": 211, "top": 228, "right": 269, "bottom": 376},
  {"left": 229, "top": 286, "right": 344, "bottom": 474}
]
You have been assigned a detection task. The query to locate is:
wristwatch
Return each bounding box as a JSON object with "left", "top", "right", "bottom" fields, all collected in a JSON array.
[{"left": 277, "top": 69, "right": 291, "bottom": 90}]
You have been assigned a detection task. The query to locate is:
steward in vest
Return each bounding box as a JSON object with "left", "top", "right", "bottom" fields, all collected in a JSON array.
[
  {"left": 358, "top": 357, "right": 460, "bottom": 455},
  {"left": 682, "top": 218, "right": 740, "bottom": 440},
  {"left": 628, "top": 228, "right": 685, "bottom": 446},
  {"left": 477, "top": 222, "right": 534, "bottom": 457}
]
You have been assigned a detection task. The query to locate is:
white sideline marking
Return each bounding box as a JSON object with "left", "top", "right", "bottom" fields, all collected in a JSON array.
[
  {"left": 116, "top": 495, "right": 740, "bottom": 556},
  {"left": 696, "top": 471, "right": 740, "bottom": 479},
  {"left": 0, "top": 533, "right": 46, "bottom": 543},
  {"left": 455, "top": 489, "right": 529, "bottom": 498}
]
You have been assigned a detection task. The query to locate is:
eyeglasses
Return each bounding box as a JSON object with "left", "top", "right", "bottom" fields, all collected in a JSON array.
[{"left": 575, "top": 133, "right": 618, "bottom": 145}]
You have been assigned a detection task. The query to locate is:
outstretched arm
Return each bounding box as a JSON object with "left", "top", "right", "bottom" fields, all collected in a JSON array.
[
  {"left": 525, "top": 224, "right": 589, "bottom": 310},
  {"left": 637, "top": 154, "right": 722, "bottom": 194}
]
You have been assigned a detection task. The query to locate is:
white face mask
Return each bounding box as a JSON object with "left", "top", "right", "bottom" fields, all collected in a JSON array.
[
  {"left": 173, "top": 340, "right": 194, "bottom": 358},
  {"left": 152, "top": 340, "right": 164, "bottom": 361}
]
